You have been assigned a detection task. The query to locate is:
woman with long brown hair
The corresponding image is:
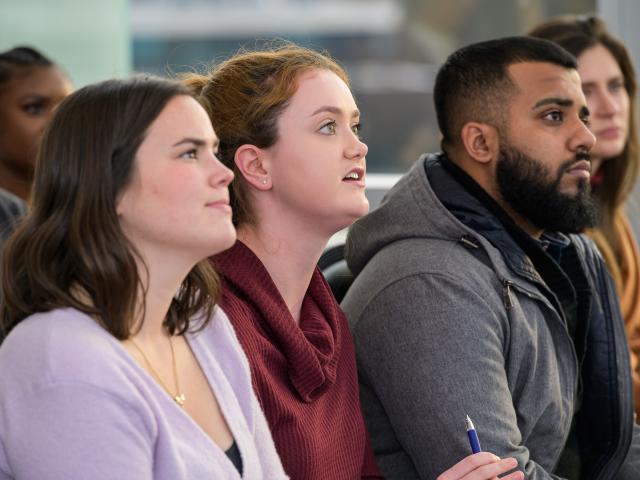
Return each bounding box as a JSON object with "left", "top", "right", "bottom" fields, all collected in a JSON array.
[
  {"left": 0, "top": 76, "right": 286, "bottom": 479},
  {"left": 530, "top": 15, "right": 640, "bottom": 415},
  {"left": 184, "top": 44, "right": 524, "bottom": 480}
]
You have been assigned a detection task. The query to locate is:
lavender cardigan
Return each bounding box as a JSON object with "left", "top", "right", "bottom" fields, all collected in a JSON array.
[{"left": 0, "top": 307, "right": 288, "bottom": 479}]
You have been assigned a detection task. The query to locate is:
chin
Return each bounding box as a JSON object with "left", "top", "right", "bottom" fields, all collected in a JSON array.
[
  {"left": 207, "top": 227, "right": 237, "bottom": 257},
  {"left": 336, "top": 201, "right": 370, "bottom": 230},
  {"left": 219, "top": 229, "right": 238, "bottom": 252},
  {"left": 593, "top": 142, "right": 626, "bottom": 161},
  {"left": 351, "top": 198, "right": 370, "bottom": 220}
]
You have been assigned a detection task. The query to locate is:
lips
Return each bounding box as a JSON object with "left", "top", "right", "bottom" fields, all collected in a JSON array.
[
  {"left": 597, "top": 126, "right": 623, "bottom": 140},
  {"left": 206, "top": 197, "right": 231, "bottom": 211},
  {"left": 342, "top": 167, "right": 365, "bottom": 183},
  {"left": 565, "top": 160, "right": 591, "bottom": 178},
  {"left": 206, "top": 197, "right": 229, "bottom": 205}
]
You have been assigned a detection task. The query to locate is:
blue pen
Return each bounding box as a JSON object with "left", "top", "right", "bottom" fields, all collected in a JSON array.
[{"left": 466, "top": 415, "right": 482, "bottom": 453}]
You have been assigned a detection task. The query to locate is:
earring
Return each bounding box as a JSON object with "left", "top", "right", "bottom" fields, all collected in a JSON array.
[{"left": 262, "top": 179, "right": 268, "bottom": 185}]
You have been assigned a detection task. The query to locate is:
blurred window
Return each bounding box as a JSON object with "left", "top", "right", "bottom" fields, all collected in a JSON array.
[{"left": 132, "top": 0, "right": 596, "bottom": 173}]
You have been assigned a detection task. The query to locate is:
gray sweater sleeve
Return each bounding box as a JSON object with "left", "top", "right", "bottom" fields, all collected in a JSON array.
[
  {"left": 618, "top": 423, "right": 640, "bottom": 479},
  {"left": 348, "top": 272, "right": 562, "bottom": 480}
]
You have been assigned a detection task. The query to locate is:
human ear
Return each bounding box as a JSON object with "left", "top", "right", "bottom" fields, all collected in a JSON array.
[
  {"left": 460, "top": 122, "right": 498, "bottom": 165},
  {"left": 234, "top": 145, "right": 271, "bottom": 190}
]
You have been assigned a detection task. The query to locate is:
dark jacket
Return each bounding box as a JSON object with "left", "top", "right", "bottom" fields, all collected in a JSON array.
[
  {"left": 0, "top": 188, "right": 26, "bottom": 246},
  {"left": 342, "top": 153, "right": 640, "bottom": 479}
]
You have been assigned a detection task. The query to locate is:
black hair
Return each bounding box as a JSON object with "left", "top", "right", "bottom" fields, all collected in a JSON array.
[
  {"left": 433, "top": 36, "right": 577, "bottom": 149},
  {"left": 0, "top": 46, "right": 54, "bottom": 85}
]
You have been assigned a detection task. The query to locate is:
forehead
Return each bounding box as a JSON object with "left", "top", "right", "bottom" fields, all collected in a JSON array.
[
  {"left": 577, "top": 44, "right": 622, "bottom": 81},
  {"left": 507, "top": 61, "right": 585, "bottom": 109},
  {"left": 285, "top": 69, "right": 356, "bottom": 113},
  {"left": 1, "top": 66, "right": 70, "bottom": 99},
  {"left": 145, "top": 95, "right": 216, "bottom": 142}
]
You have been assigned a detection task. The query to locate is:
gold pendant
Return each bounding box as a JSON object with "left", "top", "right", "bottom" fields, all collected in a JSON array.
[{"left": 174, "top": 393, "right": 186, "bottom": 407}]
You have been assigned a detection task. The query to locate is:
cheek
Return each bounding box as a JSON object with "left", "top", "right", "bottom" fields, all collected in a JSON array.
[
  {"left": 288, "top": 140, "right": 341, "bottom": 178},
  {"left": 150, "top": 171, "right": 201, "bottom": 211},
  {"left": 121, "top": 179, "right": 202, "bottom": 239},
  {"left": 127, "top": 166, "right": 199, "bottom": 212},
  {"left": 270, "top": 135, "right": 347, "bottom": 203},
  {"left": 286, "top": 158, "right": 338, "bottom": 201},
  {"left": 11, "top": 114, "right": 47, "bottom": 146},
  {"left": 0, "top": 119, "right": 40, "bottom": 163},
  {"left": 622, "top": 96, "right": 631, "bottom": 131}
]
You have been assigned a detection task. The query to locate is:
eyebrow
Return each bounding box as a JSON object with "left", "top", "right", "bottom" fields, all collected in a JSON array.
[
  {"left": 582, "top": 76, "right": 623, "bottom": 88},
  {"left": 532, "top": 97, "right": 574, "bottom": 110},
  {"left": 310, "top": 105, "right": 360, "bottom": 118},
  {"left": 19, "top": 94, "right": 53, "bottom": 103},
  {"left": 20, "top": 93, "right": 48, "bottom": 99},
  {"left": 172, "top": 137, "right": 218, "bottom": 148}
]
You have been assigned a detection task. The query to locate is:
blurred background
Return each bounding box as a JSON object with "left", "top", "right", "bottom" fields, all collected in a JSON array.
[{"left": 1, "top": 0, "right": 638, "bottom": 174}]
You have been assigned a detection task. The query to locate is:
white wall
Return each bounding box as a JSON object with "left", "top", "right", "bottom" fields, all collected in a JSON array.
[{"left": 0, "top": 0, "right": 131, "bottom": 87}]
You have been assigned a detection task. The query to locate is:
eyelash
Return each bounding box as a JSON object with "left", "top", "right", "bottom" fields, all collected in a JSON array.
[
  {"left": 319, "top": 121, "right": 337, "bottom": 135},
  {"left": 23, "top": 102, "right": 45, "bottom": 115},
  {"left": 543, "top": 110, "right": 563, "bottom": 122},
  {"left": 542, "top": 110, "right": 590, "bottom": 126},
  {"left": 180, "top": 149, "right": 198, "bottom": 160},
  {"left": 609, "top": 81, "right": 624, "bottom": 92},
  {"left": 318, "top": 120, "right": 363, "bottom": 138},
  {"left": 583, "top": 81, "right": 625, "bottom": 97}
]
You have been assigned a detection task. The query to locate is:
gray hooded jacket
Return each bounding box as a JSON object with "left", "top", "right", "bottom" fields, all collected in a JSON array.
[{"left": 342, "top": 154, "right": 640, "bottom": 479}]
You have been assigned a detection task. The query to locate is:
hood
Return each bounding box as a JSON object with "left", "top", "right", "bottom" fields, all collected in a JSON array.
[{"left": 346, "top": 153, "right": 473, "bottom": 275}]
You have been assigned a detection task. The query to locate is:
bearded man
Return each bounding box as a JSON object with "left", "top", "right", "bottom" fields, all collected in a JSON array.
[{"left": 342, "top": 36, "right": 640, "bottom": 479}]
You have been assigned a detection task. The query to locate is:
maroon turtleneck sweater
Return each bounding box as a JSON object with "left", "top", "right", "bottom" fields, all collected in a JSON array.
[{"left": 214, "top": 241, "right": 383, "bottom": 479}]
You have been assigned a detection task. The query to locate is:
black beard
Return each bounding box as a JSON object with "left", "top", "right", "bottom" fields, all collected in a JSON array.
[{"left": 496, "top": 145, "right": 598, "bottom": 234}]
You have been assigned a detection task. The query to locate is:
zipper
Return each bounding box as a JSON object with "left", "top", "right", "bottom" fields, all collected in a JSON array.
[
  {"left": 503, "top": 277, "right": 580, "bottom": 474},
  {"left": 459, "top": 235, "right": 479, "bottom": 249},
  {"left": 502, "top": 280, "right": 514, "bottom": 310}
]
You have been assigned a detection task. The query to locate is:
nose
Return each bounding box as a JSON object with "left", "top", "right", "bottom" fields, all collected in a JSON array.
[
  {"left": 570, "top": 119, "right": 597, "bottom": 154},
  {"left": 209, "top": 156, "right": 234, "bottom": 187},
  {"left": 344, "top": 134, "right": 368, "bottom": 160},
  {"left": 594, "top": 90, "right": 620, "bottom": 117}
]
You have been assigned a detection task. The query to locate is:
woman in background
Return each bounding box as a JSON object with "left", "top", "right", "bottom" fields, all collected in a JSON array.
[
  {"left": 185, "top": 44, "right": 524, "bottom": 480},
  {"left": 0, "top": 46, "right": 71, "bottom": 202},
  {"left": 530, "top": 15, "right": 640, "bottom": 415},
  {"left": 0, "top": 76, "right": 286, "bottom": 479}
]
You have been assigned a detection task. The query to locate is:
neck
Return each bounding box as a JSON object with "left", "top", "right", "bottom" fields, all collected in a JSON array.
[
  {"left": 495, "top": 198, "right": 544, "bottom": 239},
  {"left": 237, "top": 219, "right": 328, "bottom": 324},
  {"left": 130, "top": 248, "right": 195, "bottom": 342},
  {"left": 0, "top": 161, "right": 33, "bottom": 202}
]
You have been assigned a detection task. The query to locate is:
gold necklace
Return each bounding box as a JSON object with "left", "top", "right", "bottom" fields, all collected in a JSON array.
[{"left": 129, "top": 335, "right": 186, "bottom": 407}]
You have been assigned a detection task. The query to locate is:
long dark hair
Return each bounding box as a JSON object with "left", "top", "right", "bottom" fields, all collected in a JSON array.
[
  {"left": 1, "top": 76, "right": 221, "bottom": 339},
  {"left": 529, "top": 15, "right": 639, "bottom": 258}
]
